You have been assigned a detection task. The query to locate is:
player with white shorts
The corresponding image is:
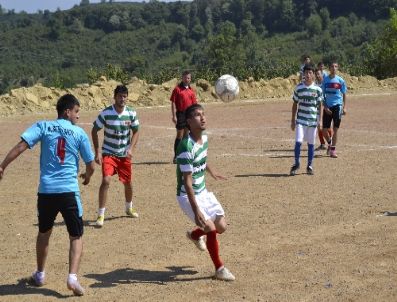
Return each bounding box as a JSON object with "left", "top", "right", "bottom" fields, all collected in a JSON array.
[{"left": 175, "top": 104, "right": 235, "bottom": 282}]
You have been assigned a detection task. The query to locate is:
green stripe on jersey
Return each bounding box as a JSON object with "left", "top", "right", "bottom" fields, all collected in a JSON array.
[
  {"left": 293, "top": 83, "right": 323, "bottom": 127},
  {"left": 94, "top": 105, "right": 139, "bottom": 157},
  {"left": 176, "top": 134, "right": 208, "bottom": 196}
]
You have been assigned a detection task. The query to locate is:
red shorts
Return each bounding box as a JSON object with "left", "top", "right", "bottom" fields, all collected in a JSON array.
[{"left": 102, "top": 155, "right": 132, "bottom": 184}]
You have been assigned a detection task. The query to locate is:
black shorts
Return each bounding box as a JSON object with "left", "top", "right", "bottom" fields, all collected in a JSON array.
[
  {"left": 323, "top": 105, "right": 343, "bottom": 129},
  {"left": 37, "top": 192, "right": 84, "bottom": 237},
  {"left": 176, "top": 111, "right": 187, "bottom": 130}
]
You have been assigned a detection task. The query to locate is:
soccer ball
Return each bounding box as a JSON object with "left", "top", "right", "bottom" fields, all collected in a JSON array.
[{"left": 215, "top": 74, "right": 239, "bottom": 102}]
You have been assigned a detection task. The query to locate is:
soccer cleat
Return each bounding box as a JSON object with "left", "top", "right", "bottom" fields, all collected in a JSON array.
[
  {"left": 214, "top": 267, "right": 235, "bottom": 281},
  {"left": 326, "top": 145, "right": 331, "bottom": 155},
  {"left": 290, "top": 164, "right": 300, "bottom": 176},
  {"left": 126, "top": 207, "right": 139, "bottom": 218},
  {"left": 67, "top": 280, "right": 85, "bottom": 296},
  {"left": 173, "top": 158, "right": 177, "bottom": 164},
  {"left": 31, "top": 271, "right": 45, "bottom": 287},
  {"left": 307, "top": 166, "right": 314, "bottom": 175},
  {"left": 316, "top": 144, "right": 327, "bottom": 151},
  {"left": 330, "top": 149, "right": 338, "bottom": 158},
  {"left": 186, "top": 231, "right": 207, "bottom": 251},
  {"left": 95, "top": 215, "right": 104, "bottom": 227}
]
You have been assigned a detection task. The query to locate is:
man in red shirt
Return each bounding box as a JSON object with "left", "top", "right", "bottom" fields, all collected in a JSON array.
[{"left": 170, "top": 70, "right": 197, "bottom": 163}]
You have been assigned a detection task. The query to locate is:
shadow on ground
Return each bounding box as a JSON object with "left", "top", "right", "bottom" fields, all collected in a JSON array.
[
  {"left": 0, "top": 277, "right": 68, "bottom": 298},
  {"left": 85, "top": 266, "right": 210, "bottom": 287}
]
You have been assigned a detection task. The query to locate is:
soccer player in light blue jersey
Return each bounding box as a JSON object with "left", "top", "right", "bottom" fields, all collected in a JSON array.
[
  {"left": 321, "top": 61, "right": 347, "bottom": 158},
  {"left": 0, "top": 94, "right": 95, "bottom": 296}
]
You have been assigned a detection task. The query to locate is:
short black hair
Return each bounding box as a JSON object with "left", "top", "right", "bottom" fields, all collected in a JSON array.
[
  {"left": 185, "top": 103, "right": 203, "bottom": 120},
  {"left": 303, "top": 64, "right": 315, "bottom": 72},
  {"left": 56, "top": 94, "right": 80, "bottom": 117},
  {"left": 114, "top": 84, "right": 128, "bottom": 96},
  {"left": 182, "top": 70, "right": 191, "bottom": 77}
]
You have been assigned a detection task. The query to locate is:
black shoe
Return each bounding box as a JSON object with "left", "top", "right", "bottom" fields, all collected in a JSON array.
[
  {"left": 290, "top": 164, "right": 300, "bottom": 176},
  {"left": 172, "top": 158, "right": 177, "bottom": 164},
  {"left": 306, "top": 166, "right": 314, "bottom": 175}
]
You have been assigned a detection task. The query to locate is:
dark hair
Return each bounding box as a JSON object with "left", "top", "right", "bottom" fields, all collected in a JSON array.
[
  {"left": 56, "top": 94, "right": 80, "bottom": 117},
  {"left": 185, "top": 103, "right": 204, "bottom": 120},
  {"left": 182, "top": 70, "right": 191, "bottom": 77},
  {"left": 317, "top": 61, "right": 325, "bottom": 67},
  {"left": 301, "top": 54, "right": 311, "bottom": 61},
  {"left": 303, "top": 64, "right": 315, "bottom": 72},
  {"left": 114, "top": 84, "right": 128, "bottom": 96}
]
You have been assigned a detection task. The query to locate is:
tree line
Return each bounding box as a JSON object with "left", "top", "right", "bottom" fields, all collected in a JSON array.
[{"left": 0, "top": 0, "right": 396, "bottom": 93}]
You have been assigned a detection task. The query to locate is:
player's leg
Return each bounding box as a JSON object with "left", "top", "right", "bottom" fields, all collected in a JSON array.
[
  {"left": 316, "top": 125, "right": 326, "bottom": 150},
  {"left": 119, "top": 157, "right": 138, "bottom": 218},
  {"left": 32, "top": 194, "right": 59, "bottom": 286},
  {"left": 214, "top": 215, "right": 227, "bottom": 234},
  {"left": 61, "top": 192, "right": 85, "bottom": 296},
  {"left": 291, "top": 124, "right": 303, "bottom": 175},
  {"left": 322, "top": 109, "right": 333, "bottom": 154},
  {"left": 67, "top": 236, "right": 84, "bottom": 296},
  {"left": 34, "top": 230, "right": 52, "bottom": 286},
  {"left": 96, "top": 156, "right": 115, "bottom": 227},
  {"left": 329, "top": 106, "right": 342, "bottom": 158},
  {"left": 306, "top": 126, "right": 317, "bottom": 175},
  {"left": 204, "top": 218, "right": 235, "bottom": 281}
]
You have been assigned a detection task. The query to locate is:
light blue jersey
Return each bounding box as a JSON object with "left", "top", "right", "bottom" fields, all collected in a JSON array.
[
  {"left": 322, "top": 75, "right": 347, "bottom": 107},
  {"left": 21, "top": 119, "right": 94, "bottom": 194}
]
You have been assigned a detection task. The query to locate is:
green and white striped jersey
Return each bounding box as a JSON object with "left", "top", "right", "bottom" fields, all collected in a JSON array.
[
  {"left": 93, "top": 105, "right": 139, "bottom": 157},
  {"left": 176, "top": 134, "right": 208, "bottom": 196},
  {"left": 293, "top": 83, "right": 323, "bottom": 127}
]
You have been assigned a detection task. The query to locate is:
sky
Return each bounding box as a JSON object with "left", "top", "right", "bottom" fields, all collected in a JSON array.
[{"left": 0, "top": 0, "right": 177, "bottom": 13}]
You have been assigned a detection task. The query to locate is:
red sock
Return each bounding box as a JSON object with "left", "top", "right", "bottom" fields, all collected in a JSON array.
[
  {"left": 206, "top": 230, "right": 223, "bottom": 270},
  {"left": 191, "top": 228, "right": 206, "bottom": 240},
  {"left": 318, "top": 129, "right": 325, "bottom": 144}
]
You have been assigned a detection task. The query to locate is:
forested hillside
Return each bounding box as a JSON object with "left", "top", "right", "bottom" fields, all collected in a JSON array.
[{"left": 0, "top": 0, "right": 396, "bottom": 94}]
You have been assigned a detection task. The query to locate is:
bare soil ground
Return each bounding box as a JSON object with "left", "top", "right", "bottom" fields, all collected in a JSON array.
[{"left": 0, "top": 93, "right": 397, "bottom": 302}]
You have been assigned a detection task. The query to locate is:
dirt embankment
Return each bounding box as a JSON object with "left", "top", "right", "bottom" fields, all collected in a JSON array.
[{"left": 0, "top": 74, "right": 396, "bottom": 117}]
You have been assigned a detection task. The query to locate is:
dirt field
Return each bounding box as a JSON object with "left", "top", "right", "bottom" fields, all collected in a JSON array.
[{"left": 0, "top": 93, "right": 397, "bottom": 302}]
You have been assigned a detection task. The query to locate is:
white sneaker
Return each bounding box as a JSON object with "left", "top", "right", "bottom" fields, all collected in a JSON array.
[
  {"left": 67, "top": 279, "right": 85, "bottom": 296},
  {"left": 186, "top": 231, "right": 207, "bottom": 251},
  {"left": 215, "top": 267, "right": 235, "bottom": 281},
  {"left": 31, "top": 271, "right": 45, "bottom": 286}
]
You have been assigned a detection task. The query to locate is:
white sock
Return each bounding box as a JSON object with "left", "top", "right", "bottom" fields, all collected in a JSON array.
[
  {"left": 98, "top": 208, "right": 105, "bottom": 216},
  {"left": 36, "top": 270, "right": 45, "bottom": 278},
  {"left": 125, "top": 201, "right": 133, "bottom": 210},
  {"left": 67, "top": 273, "right": 78, "bottom": 283}
]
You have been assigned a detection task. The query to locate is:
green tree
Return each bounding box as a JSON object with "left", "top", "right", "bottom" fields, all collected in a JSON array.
[
  {"left": 305, "top": 13, "right": 322, "bottom": 36},
  {"left": 204, "top": 21, "right": 246, "bottom": 75},
  {"left": 367, "top": 8, "right": 397, "bottom": 78}
]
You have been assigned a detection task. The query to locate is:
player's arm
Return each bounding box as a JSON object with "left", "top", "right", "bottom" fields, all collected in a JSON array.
[
  {"left": 0, "top": 140, "right": 29, "bottom": 180},
  {"left": 171, "top": 101, "right": 177, "bottom": 124},
  {"left": 183, "top": 171, "right": 206, "bottom": 228},
  {"left": 291, "top": 102, "right": 298, "bottom": 131},
  {"left": 80, "top": 161, "right": 95, "bottom": 185},
  {"left": 318, "top": 101, "right": 323, "bottom": 129},
  {"left": 91, "top": 126, "right": 102, "bottom": 165},
  {"left": 206, "top": 163, "right": 227, "bottom": 180},
  {"left": 127, "top": 128, "right": 140, "bottom": 158},
  {"left": 342, "top": 93, "right": 347, "bottom": 115}
]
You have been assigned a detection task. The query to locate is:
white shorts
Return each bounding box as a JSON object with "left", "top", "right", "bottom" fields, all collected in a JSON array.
[
  {"left": 177, "top": 190, "right": 225, "bottom": 223},
  {"left": 295, "top": 124, "right": 317, "bottom": 145}
]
